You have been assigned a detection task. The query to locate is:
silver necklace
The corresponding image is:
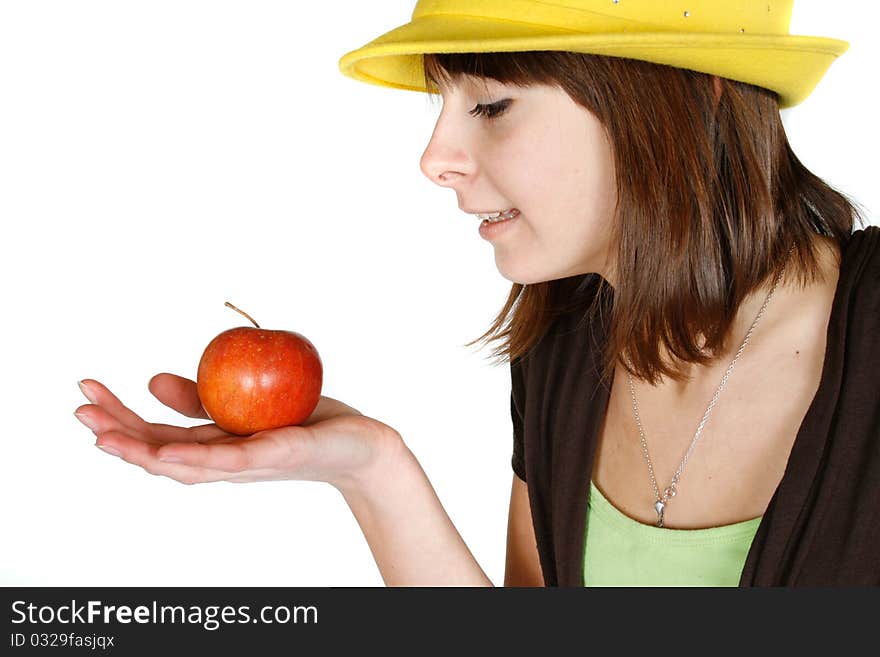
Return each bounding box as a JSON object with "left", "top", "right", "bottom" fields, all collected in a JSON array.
[{"left": 627, "top": 248, "right": 792, "bottom": 527}]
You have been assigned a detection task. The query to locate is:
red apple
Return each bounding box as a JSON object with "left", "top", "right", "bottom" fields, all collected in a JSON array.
[{"left": 196, "top": 302, "right": 323, "bottom": 435}]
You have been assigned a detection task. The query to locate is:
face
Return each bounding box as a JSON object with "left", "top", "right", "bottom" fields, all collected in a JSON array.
[{"left": 420, "top": 74, "right": 618, "bottom": 285}]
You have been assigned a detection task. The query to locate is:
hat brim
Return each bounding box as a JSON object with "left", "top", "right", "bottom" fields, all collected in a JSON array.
[{"left": 338, "top": 14, "right": 849, "bottom": 108}]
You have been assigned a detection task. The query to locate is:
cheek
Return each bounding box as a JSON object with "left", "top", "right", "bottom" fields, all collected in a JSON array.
[
  {"left": 490, "top": 121, "right": 562, "bottom": 192},
  {"left": 494, "top": 120, "right": 615, "bottom": 238},
  {"left": 534, "top": 158, "right": 616, "bottom": 252},
  {"left": 552, "top": 135, "right": 616, "bottom": 223},
  {"left": 501, "top": 146, "right": 562, "bottom": 207},
  {"left": 530, "top": 152, "right": 598, "bottom": 220},
  {"left": 517, "top": 125, "right": 592, "bottom": 203}
]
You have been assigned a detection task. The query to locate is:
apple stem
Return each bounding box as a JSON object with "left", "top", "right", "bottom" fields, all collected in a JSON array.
[{"left": 224, "top": 301, "right": 260, "bottom": 328}]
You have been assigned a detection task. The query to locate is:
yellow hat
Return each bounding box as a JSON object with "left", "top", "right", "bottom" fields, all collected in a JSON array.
[{"left": 338, "top": 0, "right": 849, "bottom": 108}]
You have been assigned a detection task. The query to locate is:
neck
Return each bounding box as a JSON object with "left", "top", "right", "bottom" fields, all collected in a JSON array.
[{"left": 651, "top": 236, "right": 841, "bottom": 399}]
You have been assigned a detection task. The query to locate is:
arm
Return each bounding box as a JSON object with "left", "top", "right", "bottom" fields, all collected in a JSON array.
[
  {"left": 334, "top": 436, "right": 494, "bottom": 587},
  {"left": 504, "top": 473, "right": 545, "bottom": 587},
  {"left": 75, "top": 376, "right": 494, "bottom": 586}
]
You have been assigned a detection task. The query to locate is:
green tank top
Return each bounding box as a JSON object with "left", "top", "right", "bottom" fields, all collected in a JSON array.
[{"left": 583, "top": 480, "right": 762, "bottom": 586}]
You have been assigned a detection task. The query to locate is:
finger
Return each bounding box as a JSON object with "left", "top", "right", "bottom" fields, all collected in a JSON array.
[
  {"left": 78, "top": 378, "right": 228, "bottom": 444},
  {"left": 78, "top": 379, "right": 147, "bottom": 431},
  {"left": 155, "top": 427, "right": 310, "bottom": 474},
  {"left": 148, "top": 373, "right": 211, "bottom": 420},
  {"left": 94, "top": 430, "right": 235, "bottom": 485},
  {"left": 75, "top": 402, "right": 131, "bottom": 436},
  {"left": 76, "top": 403, "right": 230, "bottom": 445}
]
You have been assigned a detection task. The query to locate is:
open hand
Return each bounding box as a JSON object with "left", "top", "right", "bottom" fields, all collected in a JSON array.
[{"left": 74, "top": 374, "right": 403, "bottom": 490}]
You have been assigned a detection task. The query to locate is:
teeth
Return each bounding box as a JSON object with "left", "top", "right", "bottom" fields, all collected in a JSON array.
[{"left": 475, "top": 208, "right": 520, "bottom": 223}]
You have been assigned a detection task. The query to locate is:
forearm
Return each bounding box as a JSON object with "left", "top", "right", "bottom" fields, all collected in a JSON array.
[{"left": 334, "top": 439, "right": 494, "bottom": 587}]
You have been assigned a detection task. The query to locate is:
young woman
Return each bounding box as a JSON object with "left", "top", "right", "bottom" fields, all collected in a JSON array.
[{"left": 74, "top": 1, "right": 879, "bottom": 586}]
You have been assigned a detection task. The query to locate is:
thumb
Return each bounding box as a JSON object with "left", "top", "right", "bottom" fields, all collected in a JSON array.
[{"left": 148, "top": 372, "right": 211, "bottom": 420}]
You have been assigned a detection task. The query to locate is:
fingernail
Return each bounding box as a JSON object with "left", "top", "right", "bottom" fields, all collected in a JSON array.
[
  {"left": 159, "top": 455, "right": 182, "bottom": 463},
  {"left": 96, "top": 443, "right": 121, "bottom": 457},
  {"left": 78, "top": 380, "right": 98, "bottom": 404},
  {"left": 74, "top": 411, "right": 98, "bottom": 432}
]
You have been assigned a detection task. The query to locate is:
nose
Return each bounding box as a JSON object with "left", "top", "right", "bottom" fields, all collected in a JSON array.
[{"left": 419, "top": 114, "right": 476, "bottom": 188}]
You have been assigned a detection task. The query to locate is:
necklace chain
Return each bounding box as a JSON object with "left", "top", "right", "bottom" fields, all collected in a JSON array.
[{"left": 627, "top": 246, "right": 793, "bottom": 527}]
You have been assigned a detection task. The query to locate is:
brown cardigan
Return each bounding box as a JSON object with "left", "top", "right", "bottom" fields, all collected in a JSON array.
[{"left": 511, "top": 226, "right": 880, "bottom": 586}]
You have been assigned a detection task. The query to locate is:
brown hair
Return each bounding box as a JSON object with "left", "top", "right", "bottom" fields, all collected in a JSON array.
[{"left": 423, "top": 51, "right": 868, "bottom": 387}]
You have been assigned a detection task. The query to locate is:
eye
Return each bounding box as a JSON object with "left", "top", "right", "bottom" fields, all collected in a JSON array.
[{"left": 469, "top": 99, "right": 512, "bottom": 121}]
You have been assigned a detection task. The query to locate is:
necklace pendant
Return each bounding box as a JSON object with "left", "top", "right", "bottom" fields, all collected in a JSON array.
[{"left": 654, "top": 500, "right": 665, "bottom": 527}]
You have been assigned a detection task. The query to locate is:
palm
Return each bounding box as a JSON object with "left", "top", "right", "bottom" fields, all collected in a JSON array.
[{"left": 75, "top": 373, "right": 400, "bottom": 487}]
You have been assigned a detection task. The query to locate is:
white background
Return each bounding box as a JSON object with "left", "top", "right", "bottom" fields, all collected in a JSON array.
[{"left": 1, "top": 1, "right": 876, "bottom": 586}]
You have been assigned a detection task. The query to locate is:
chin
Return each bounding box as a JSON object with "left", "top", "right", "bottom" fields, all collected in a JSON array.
[
  {"left": 495, "top": 260, "right": 555, "bottom": 285},
  {"left": 499, "top": 259, "right": 599, "bottom": 285}
]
